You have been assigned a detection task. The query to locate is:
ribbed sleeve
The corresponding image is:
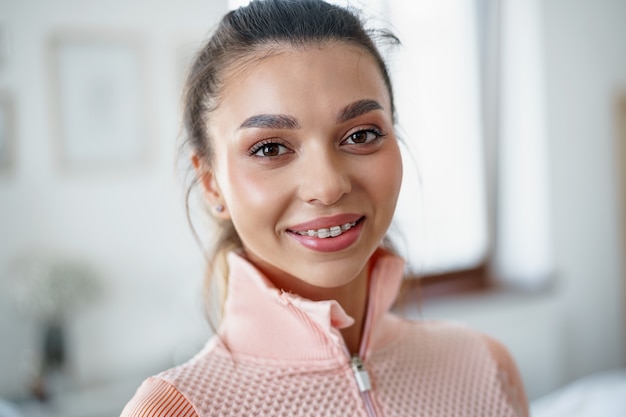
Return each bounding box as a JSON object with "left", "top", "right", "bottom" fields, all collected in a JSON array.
[{"left": 120, "top": 377, "right": 198, "bottom": 417}]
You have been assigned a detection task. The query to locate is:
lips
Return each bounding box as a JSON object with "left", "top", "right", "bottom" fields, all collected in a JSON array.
[
  {"left": 292, "top": 220, "right": 358, "bottom": 238},
  {"left": 287, "top": 214, "right": 365, "bottom": 253},
  {"left": 287, "top": 214, "right": 364, "bottom": 238}
]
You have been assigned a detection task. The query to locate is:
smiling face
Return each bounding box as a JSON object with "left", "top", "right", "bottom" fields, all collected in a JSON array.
[{"left": 200, "top": 42, "right": 402, "bottom": 296}]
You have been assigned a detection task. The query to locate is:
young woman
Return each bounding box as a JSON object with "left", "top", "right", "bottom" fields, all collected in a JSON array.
[{"left": 122, "top": 1, "right": 529, "bottom": 416}]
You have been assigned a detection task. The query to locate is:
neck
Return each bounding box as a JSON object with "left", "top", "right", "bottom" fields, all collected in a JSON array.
[
  {"left": 338, "top": 278, "right": 368, "bottom": 354},
  {"left": 324, "top": 266, "right": 369, "bottom": 355},
  {"left": 252, "top": 259, "right": 371, "bottom": 355}
]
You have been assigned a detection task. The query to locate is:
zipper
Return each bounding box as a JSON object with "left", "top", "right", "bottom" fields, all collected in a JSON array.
[
  {"left": 345, "top": 261, "right": 380, "bottom": 417},
  {"left": 350, "top": 355, "right": 372, "bottom": 392},
  {"left": 350, "top": 354, "right": 377, "bottom": 417}
]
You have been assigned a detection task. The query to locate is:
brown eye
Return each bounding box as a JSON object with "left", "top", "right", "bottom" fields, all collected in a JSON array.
[
  {"left": 344, "top": 129, "right": 383, "bottom": 145},
  {"left": 250, "top": 141, "right": 290, "bottom": 157},
  {"left": 261, "top": 144, "right": 280, "bottom": 156},
  {"left": 350, "top": 131, "right": 369, "bottom": 144}
]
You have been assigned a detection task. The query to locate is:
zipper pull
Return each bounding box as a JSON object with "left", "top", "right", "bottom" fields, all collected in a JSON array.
[{"left": 351, "top": 355, "right": 372, "bottom": 392}]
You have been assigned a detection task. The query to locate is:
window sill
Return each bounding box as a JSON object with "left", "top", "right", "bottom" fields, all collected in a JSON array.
[{"left": 394, "top": 277, "right": 561, "bottom": 336}]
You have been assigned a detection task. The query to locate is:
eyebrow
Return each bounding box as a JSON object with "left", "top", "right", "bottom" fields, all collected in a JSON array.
[
  {"left": 237, "top": 99, "right": 384, "bottom": 130},
  {"left": 337, "top": 99, "right": 384, "bottom": 123},
  {"left": 239, "top": 114, "right": 300, "bottom": 130}
]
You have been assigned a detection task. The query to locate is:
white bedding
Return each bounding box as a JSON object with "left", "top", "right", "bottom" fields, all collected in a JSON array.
[
  {"left": 0, "top": 400, "right": 19, "bottom": 417},
  {"left": 531, "top": 369, "right": 626, "bottom": 417}
]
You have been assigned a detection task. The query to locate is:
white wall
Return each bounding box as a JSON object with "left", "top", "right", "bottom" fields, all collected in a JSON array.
[
  {"left": 544, "top": 0, "right": 626, "bottom": 380},
  {"left": 0, "top": 0, "right": 226, "bottom": 400},
  {"left": 0, "top": 0, "right": 624, "bottom": 406}
]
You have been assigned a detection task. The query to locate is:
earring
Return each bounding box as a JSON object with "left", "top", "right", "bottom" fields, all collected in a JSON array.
[{"left": 215, "top": 204, "right": 224, "bottom": 213}]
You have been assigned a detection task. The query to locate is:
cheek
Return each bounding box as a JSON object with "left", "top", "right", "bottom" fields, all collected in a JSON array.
[
  {"left": 363, "top": 147, "right": 403, "bottom": 207},
  {"left": 220, "top": 160, "right": 290, "bottom": 228}
]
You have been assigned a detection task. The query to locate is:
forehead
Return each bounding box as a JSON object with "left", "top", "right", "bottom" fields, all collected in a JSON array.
[{"left": 212, "top": 42, "right": 392, "bottom": 128}]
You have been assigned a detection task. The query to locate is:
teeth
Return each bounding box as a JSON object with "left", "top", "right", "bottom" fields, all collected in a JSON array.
[
  {"left": 295, "top": 221, "right": 358, "bottom": 238},
  {"left": 318, "top": 228, "right": 331, "bottom": 239}
]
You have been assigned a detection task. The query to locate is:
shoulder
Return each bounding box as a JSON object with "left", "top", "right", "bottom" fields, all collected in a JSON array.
[
  {"left": 480, "top": 334, "right": 530, "bottom": 417},
  {"left": 382, "top": 318, "right": 504, "bottom": 364},
  {"left": 397, "top": 320, "right": 529, "bottom": 416},
  {"left": 120, "top": 377, "right": 198, "bottom": 417},
  {"left": 399, "top": 317, "right": 489, "bottom": 345}
]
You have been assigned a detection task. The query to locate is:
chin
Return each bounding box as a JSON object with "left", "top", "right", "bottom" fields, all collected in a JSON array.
[{"left": 296, "top": 260, "right": 368, "bottom": 288}]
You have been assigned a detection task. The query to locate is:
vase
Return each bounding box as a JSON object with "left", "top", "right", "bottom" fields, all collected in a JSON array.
[{"left": 32, "top": 322, "right": 67, "bottom": 401}]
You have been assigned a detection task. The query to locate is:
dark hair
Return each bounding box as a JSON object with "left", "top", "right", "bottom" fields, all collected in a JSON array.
[{"left": 182, "top": 0, "right": 400, "bottom": 320}]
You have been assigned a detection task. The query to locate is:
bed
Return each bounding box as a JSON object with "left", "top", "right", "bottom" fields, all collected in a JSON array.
[{"left": 531, "top": 369, "right": 626, "bottom": 417}]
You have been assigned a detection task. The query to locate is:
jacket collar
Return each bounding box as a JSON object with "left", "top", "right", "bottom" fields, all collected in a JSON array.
[{"left": 219, "top": 249, "right": 406, "bottom": 363}]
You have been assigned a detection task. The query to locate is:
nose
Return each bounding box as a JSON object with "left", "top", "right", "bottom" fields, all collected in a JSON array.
[{"left": 297, "top": 149, "right": 351, "bottom": 206}]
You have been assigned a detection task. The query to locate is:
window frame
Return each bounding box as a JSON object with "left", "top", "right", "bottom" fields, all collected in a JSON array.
[{"left": 397, "top": 0, "right": 502, "bottom": 301}]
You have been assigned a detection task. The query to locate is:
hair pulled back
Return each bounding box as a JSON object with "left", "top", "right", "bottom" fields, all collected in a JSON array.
[{"left": 182, "top": 0, "right": 399, "bottom": 320}]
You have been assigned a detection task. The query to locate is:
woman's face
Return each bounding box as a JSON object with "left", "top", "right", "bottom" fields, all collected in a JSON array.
[{"left": 204, "top": 43, "right": 402, "bottom": 292}]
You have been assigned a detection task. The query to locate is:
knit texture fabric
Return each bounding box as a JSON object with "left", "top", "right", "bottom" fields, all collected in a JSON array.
[{"left": 121, "top": 250, "right": 527, "bottom": 417}]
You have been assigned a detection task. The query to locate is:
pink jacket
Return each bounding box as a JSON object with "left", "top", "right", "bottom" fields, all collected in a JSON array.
[{"left": 121, "top": 250, "right": 528, "bottom": 417}]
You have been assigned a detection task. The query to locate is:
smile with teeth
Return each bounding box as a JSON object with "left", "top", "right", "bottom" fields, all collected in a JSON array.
[{"left": 293, "top": 221, "right": 358, "bottom": 239}]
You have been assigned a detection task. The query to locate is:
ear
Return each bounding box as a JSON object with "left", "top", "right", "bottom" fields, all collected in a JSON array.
[{"left": 191, "top": 154, "right": 231, "bottom": 220}]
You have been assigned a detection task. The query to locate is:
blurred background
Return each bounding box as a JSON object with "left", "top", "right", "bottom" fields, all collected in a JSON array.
[{"left": 0, "top": 0, "right": 625, "bottom": 416}]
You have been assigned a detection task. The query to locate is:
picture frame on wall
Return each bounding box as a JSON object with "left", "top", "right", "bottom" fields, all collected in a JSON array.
[
  {"left": 0, "top": 22, "right": 11, "bottom": 70},
  {"left": 49, "top": 32, "right": 149, "bottom": 171},
  {"left": 617, "top": 91, "right": 626, "bottom": 263},
  {"left": 0, "top": 92, "right": 14, "bottom": 174},
  {"left": 617, "top": 91, "right": 626, "bottom": 333}
]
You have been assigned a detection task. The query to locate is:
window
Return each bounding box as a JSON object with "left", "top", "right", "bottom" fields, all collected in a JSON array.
[{"left": 388, "top": 0, "right": 488, "bottom": 276}]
